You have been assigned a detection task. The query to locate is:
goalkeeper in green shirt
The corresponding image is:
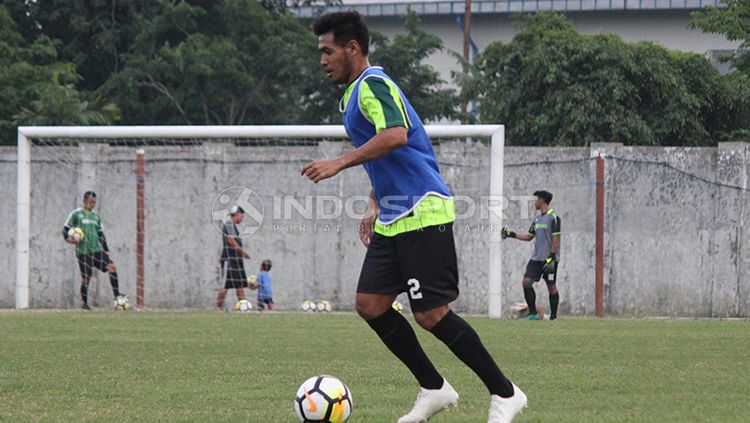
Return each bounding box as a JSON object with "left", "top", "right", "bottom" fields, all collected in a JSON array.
[{"left": 62, "top": 191, "right": 123, "bottom": 310}]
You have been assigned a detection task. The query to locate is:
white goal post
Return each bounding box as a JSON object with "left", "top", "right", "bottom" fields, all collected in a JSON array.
[{"left": 16, "top": 125, "right": 505, "bottom": 316}]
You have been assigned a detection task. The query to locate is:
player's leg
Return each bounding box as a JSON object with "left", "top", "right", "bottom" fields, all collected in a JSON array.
[
  {"left": 357, "top": 232, "right": 445, "bottom": 395},
  {"left": 96, "top": 252, "right": 120, "bottom": 298},
  {"left": 520, "top": 261, "right": 543, "bottom": 320},
  {"left": 77, "top": 254, "right": 93, "bottom": 309},
  {"left": 401, "top": 224, "right": 515, "bottom": 398},
  {"left": 232, "top": 260, "right": 246, "bottom": 301},
  {"left": 216, "top": 260, "right": 230, "bottom": 309},
  {"left": 544, "top": 275, "right": 559, "bottom": 320}
]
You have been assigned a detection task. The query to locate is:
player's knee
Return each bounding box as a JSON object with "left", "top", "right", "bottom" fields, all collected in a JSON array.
[
  {"left": 414, "top": 307, "right": 448, "bottom": 330},
  {"left": 522, "top": 279, "right": 534, "bottom": 288},
  {"left": 547, "top": 283, "right": 558, "bottom": 294},
  {"left": 355, "top": 297, "right": 388, "bottom": 320},
  {"left": 81, "top": 278, "right": 90, "bottom": 286}
]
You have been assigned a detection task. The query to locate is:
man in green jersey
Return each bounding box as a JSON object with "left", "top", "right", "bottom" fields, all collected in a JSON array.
[{"left": 62, "top": 191, "right": 123, "bottom": 310}]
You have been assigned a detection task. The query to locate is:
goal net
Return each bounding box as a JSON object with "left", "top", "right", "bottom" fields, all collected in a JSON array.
[{"left": 14, "top": 125, "right": 506, "bottom": 315}]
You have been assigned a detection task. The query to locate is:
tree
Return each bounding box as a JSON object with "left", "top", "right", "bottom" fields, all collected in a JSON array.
[
  {"left": 369, "top": 11, "right": 458, "bottom": 123},
  {"left": 0, "top": 4, "right": 118, "bottom": 145},
  {"left": 466, "top": 12, "right": 750, "bottom": 146},
  {"left": 690, "top": 0, "right": 750, "bottom": 75}
]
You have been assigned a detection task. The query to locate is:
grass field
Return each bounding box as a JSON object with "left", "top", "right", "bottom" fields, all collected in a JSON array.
[{"left": 1, "top": 311, "right": 748, "bottom": 422}]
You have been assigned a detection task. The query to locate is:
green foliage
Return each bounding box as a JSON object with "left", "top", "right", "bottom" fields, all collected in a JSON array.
[
  {"left": 0, "top": 4, "right": 119, "bottom": 144},
  {"left": 370, "top": 11, "right": 458, "bottom": 122},
  {"left": 467, "top": 13, "right": 750, "bottom": 146},
  {"left": 690, "top": 0, "right": 750, "bottom": 75}
]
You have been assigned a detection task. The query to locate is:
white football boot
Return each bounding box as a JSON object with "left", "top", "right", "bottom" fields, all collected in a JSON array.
[
  {"left": 488, "top": 383, "right": 528, "bottom": 423},
  {"left": 396, "top": 379, "right": 459, "bottom": 423}
]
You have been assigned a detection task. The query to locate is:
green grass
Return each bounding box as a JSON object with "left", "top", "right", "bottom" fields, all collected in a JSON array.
[{"left": 1, "top": 311, "right": 748, "bottom": 422}]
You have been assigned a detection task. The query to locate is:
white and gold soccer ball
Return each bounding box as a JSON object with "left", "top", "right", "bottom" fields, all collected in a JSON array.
[
  {"left": 294, "top": 375, "right": 352, "bottom": 423},
  {"left": 301, "top": 300, "right": 315, "bottom": 312},
  {"left": 316, "top": 300, "right": 332, "bottom": 313},
  {"left": 247, "top": 275, "right": 258, "bottom": 290},
  {"left": 113, "top": 295, "right": 129, "bottom": 311},
  {"left": 68, "top": 227, "right": 84, "bottom": 242},
  {"left": 236, "top": 299, "right": 252, "bottom": 312}
]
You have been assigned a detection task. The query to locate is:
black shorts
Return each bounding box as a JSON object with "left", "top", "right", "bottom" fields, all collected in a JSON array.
[
  {"left": 358, "top": 223, "right": 459, "bottom": 312},
  {"left": 77, "top": 252, "right": 112, "bottom": 279},
  {"left": 221, "top": 259, "right": 248, "bottom": 289},
  {"left": 524, "top": 260, "right": 558, "bottom": 284}
]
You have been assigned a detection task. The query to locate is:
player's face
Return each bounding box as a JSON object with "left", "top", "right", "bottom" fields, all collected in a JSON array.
[
  {"left": 534, "top": 197, "right": 544, "bottom": 210},
  {"left": 233, "top": 212, "right": 244, "bottom": 224},
  {"left": 84, "top": 197, "right": 97, "bottom": 210},
  {"left": 318, "top": 32, "right": 353, "bottom": 84}
]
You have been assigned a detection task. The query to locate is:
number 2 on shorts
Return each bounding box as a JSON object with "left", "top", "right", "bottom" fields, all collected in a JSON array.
[{"left": 407, "top": 278, "right": 423, "bottom": 300}]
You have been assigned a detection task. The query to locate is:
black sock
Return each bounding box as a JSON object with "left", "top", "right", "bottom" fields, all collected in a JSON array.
[
  {"left": 366, "top": 308, "right": 443, "bottom": 389},
  {"left": 523, "top": 285, "right": 537, "bottom": 314},
  {"left": 549, "top": 292, "right": 559, "bottom": 317},
  {"left": 109, "top": 272, "right": 120, "bottom": 297},
  {"left": 430, "top": 311, "right": 514, "bottom": 397},
  {"left": 80, "top": 284, "right": 88, "bottom": 305}
]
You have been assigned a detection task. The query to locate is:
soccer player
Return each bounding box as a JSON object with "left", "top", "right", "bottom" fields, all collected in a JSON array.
[
  {"left": 62, "top": 191, "right": 123, "bottom": 310},
  {"left": 216, "top": 205, "right": 252, "bottom": 310},
  {"left": 254, "top": 259, "right": 274, "bottom": 311},
  {"left": 502, "top": 190, "right": 561, "bottom": 321},
  {"left": 303, "top": 12, "right": 527, "bottom": 423}
]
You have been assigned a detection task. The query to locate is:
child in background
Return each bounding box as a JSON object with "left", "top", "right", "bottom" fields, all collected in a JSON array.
[{"left": 255, "top": 259, "right": 274, "bottom": 311}]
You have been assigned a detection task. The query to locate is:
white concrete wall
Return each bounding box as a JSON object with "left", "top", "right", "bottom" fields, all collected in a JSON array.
[{"left": 2, "top": 142, "right": 748, "bottom": 316}]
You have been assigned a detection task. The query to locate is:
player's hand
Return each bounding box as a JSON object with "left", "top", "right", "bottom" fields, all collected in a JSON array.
[
  {"left": 359, "top": 196, "right": 377, "bottom": 248},
  {"left": 243, "top": 251, "right": 251, "bottom": 259},
  {"left": 66, "top": 237, "right": 80, "bottom": 245},
  {"left": 501, "top": 227, "right": 516, "bottom": 239},
  {"left": 543, "top": 253, "right": 557, "bottom": 273},
  {"left": 301, "top": 159, "right": 343, "bottom": 183},
  {"left": 359, "top": 216, "right": 375, "bottom": 248}
]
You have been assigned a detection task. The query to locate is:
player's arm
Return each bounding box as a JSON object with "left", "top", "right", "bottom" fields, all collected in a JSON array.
[
  {"left": 98, "top": 230, "right": 110, "bottom": 252},
  {"left": 550, "top": 215, "right": 561, "bottom": 261},
  {"left": 226, "top": 236, "right": 250, "bottom": 259},
  {"left": 302, "top": 127, "right": 406, "bottom": 183},
  {"left": 302, "top": 77, "right": 409, "bottom": 183},
  {"left": 62, "top": 210, "right": 79, "bottom": 244},
  {"left": 502, "top": 225, "right": 534, "bottom": 242}
]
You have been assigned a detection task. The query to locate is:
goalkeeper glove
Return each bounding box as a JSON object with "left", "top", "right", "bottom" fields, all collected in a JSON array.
[
  {"left": 543, "top": 252, "right": 557, "bottom": 273},
  {"left": 501, "top": 227, "right": 516, "bottom": 239}
]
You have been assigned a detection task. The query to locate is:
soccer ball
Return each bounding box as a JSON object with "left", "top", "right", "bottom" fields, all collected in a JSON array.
[
  {"left": 301, "top": 300, "right": 315, "bottom": 312},
  {"left": 294, "top": 375, "right": 352, "bottom": 423},
  {"left": 316, "top": 300, "right": 332, "bottom": 313},
  {"left": 68, "top": 227, "right": 84, "bottom": 241},
  {"left": 113, "top": 295, "right": 129, "bottom": 311},
  {"left": 392, "top": 301, "right": 403, "bottom": 313},
  {"left": 236, "top": 299, "right": 252, "bottom": 312},
  {"left": 247, "top": 275, "right": 259, "bottom": 290}
]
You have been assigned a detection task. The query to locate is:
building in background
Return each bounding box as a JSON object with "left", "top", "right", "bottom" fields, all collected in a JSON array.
[{"left": 296, "top": 0, "right": 741, "bottom": 79}]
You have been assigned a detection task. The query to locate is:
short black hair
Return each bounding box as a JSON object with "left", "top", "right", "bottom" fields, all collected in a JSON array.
[
  {"left": 261, "top": 259, "right": 272, "bottom": 271},
  {"left": 313, "top": 11, "right": 370, "bottom": 55},
  {"left": 83, "top": 191, "right": 97, "bottom": 200},
  {"left": 533, "top": 190, "right": 553, "bottom": 204}
]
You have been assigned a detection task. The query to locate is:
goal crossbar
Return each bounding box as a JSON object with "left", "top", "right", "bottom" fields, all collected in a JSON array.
[{"left": 16, "top": 125, "right": 505, "bottom": 317}]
